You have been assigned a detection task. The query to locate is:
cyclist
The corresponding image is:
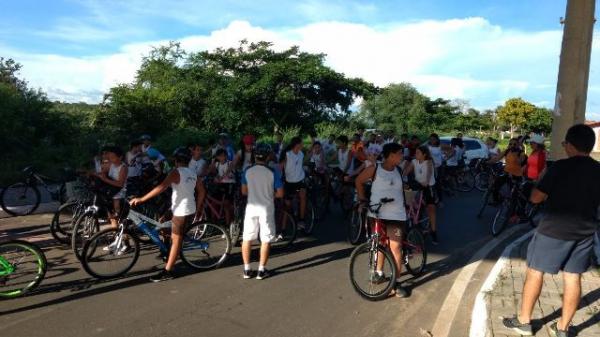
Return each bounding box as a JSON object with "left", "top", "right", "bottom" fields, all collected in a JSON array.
[
  {"left": 188, "top": 142, "right": 208, "bottom": 178},
  {"left": 486, "top": 137, "right": 500, "bottom": 160},
  {"left": 273, "top": 131, "right": 285, "bottom": 162},
  {"left": 140, "top": 134, "right": 153, "bottom": 153},
  {"left": 428, "top": 133, "right": 444, "bottom": 202},
  {"left": 367, "top": 134, "right": 384, "bottom": 158},
  {"left": 130, "top": 147, "right": 203, "bottom": 282},
  {"left": 126, "top": 140, "right": 144, "bottom": 178},
  {"left": 404, "top": 145, "right": 438, "bottom": 244},
  {"left": 281, "top": 137, "right": 307, "bottom": 229},
  {"left": 355, "top": 142, "right": 409, "bottom": 298},
  {"left": 407, "top": 135, "right": 420, "bottom": 160},
  {"left": 444, "top": 137, "right": 464, "bottom": 178},
  {"left": 525, "top": 134, "right": 546, "bottom": 182},
  {"left": 208, "top": 148, "right": 235, "bottom": 226},
  {"left": 213, "top": 133, "right": 235, "bottom": 161},
  {"left": 235, "top": 134, "right": 256, "bottom": 172},
  {"left": 336, "top": 135, "right": 355, "bottom": 177},
  {"left": 241, "top": 143, "right": 284, "bottom": 280},
  {"left": 489, "top": 138, "right": 527, "bottom": 205},
  {"left": 95, "top": 146, "right": 128, "bottom": 230},
  {"left": 322, "top": 134, "right": 337, "bottom": 162}
]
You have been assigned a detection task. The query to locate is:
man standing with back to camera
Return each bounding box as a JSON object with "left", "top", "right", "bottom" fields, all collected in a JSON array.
[{"left": 503, "top": 124, "right": 600, "bottom": 337}]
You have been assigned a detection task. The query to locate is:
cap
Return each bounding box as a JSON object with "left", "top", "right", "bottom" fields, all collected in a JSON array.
[
  {"left": 530, "top": 134, "right": 545, "bottom": 145},
  {"left": 242, "top": 134, "right": 256, "bottom": 146}
]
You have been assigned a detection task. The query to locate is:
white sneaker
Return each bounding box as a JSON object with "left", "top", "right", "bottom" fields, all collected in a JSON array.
[
  {"left": 116, "top": 243, "right": 131, "bottom": 256},
  {"left": 273, "top": 234, "right": 284, "bottom": 242},
  {"left": 102, "top": 240, "right": 118, "bottom": 252}
]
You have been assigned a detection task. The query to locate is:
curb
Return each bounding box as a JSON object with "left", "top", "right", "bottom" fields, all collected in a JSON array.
[{"left": 469, "top": 230, "right": 534, "bottom": 337}]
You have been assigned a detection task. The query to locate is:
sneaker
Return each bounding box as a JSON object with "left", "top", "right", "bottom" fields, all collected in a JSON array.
[
  {"left": 243, "top": 269, "right": 253, "bottom": 279},
  {"left": 273, "top": 234, "right": 284, "bottom": 242},
  {"left": 256, "top": 269, "right": 270, "bottom": 280},
  {"left": 102, "top": 240, "right": 118, "bottom": 251},
  {"left": 149, "top": 269, "right": 175, "bottom": 283},
  {"left": 116, "top": 243, "right": 132, "bottom": 256},
  {"left": 369, "top": 272, "right": 386, "bottom": 284},
  {"left": 502, "top": 316, "right": 532, "bottom": 336},
  {"left": 394, "top": 284, "right": 409, "bottom": 298},
  {"left": 549, "top": 322, "right": 568, "bottom": 337}
]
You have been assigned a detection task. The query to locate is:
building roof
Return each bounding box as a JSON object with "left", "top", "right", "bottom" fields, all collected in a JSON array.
[{"left": 585, "top": 121, "right": 600, "bottom": 128}]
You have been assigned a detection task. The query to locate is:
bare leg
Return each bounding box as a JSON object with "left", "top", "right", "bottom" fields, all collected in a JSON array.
[
  {"left": 519, "top": 268, "right": 544, "bottom": 323},
  {"left": 242, "top": 240, "right": 252, "bottom": 266},
  {"left": 427, "top": 205, "right": 437, "bottom": 232},
  {"left": 299, "top": 188, "right": 307, "bottom": 219},
  {"left": 558, "top": 272, "right": 582, "bottom": 330},
  {"left": 389, "top": 238, "right": 403, "bottom": 276},
  {"left": 259, "top": 242, "right": 270, "bottom": 267},
  {"left": 165, "top": 216, "right": 185, "bottom": 271}
]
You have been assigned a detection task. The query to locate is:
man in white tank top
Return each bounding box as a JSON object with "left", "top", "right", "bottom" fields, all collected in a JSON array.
[
  {"left": 130, "top": 147, "right": 204, "bottom": 283},
  {"left": 355, "top": 142, "right": 410, "bottom": 298}
]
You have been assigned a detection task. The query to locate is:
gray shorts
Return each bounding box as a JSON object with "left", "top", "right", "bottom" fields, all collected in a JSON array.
[{"left": 526, "top": 231, "right": 594, "bottom": 274}]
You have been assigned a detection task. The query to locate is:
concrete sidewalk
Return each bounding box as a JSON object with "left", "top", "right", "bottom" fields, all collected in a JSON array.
[{"left": 487, "top": 235, "right": 600, "bottom": 337}]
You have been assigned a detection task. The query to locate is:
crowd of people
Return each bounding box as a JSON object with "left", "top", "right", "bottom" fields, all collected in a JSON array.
[{"left": 89, "top": 126, "right": 552, "bottom": 285}]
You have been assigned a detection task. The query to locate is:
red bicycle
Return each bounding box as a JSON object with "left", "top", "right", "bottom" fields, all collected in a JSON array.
[{"left": 348, "top": 198, "right": 427, "bottom": 301}]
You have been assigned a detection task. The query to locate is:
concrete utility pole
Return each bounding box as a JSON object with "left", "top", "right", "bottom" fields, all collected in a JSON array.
[{"left": 550, "top": 0, "right": 596, "bottom": 159}]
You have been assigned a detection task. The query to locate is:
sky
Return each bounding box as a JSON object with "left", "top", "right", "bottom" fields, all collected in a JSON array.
[{"left": 2, "top": 0, "right": 600, "bottom": 119}]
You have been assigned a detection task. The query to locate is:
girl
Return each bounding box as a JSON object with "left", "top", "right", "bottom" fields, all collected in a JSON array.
[
  {"left": 209, "top": 149, "right": 235, "bottom": 225},
  {"left": 131, "top": 147, "right": 203, "bottom": 282},
  {"left": 355, "top": 142, "right": 409, "bottom": 298},
  {"left": 95, "top": 146, "right": 128, "bottom": 230},
  {"left": 281, "top": 137, "right": 307, "bottom": 228},
  {"left": 405, "top": 145, "right": 439, "bottom": 244},
  {"left": 309, "top": 141, "right": 328, "bottom": 187},
  {"left": 525, "top": 134, "right": 547, "bottom": 182},
  {"left": 235, "top": 135, "right": 256, "bottom": 172}
]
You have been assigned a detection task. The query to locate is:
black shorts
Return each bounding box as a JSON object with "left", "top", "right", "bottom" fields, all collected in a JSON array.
[
  {"left": 422, "top": 186, "right": 437, "bottom": 205},
  {"left": 368, "top": 218, "right": 407, "bottom": 240},
  {"left": 284, "top": 181, "right": 306, "bottom": 197},
  {"left": 526, "top": 231, "right": 594, "bottom": 274},
  {"left": 213, "top": 183, "right": 234, "bottom": 201}
]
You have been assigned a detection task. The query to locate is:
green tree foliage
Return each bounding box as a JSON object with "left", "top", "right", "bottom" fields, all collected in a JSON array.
[
  {"left": 94, "top": 41, "right": 376, "bottom": 143},
  {"left": 496, "top": 97, "right": 536, "bottom": 136},
  {"left": 524, "top": 107, "right": 553, "bottom": 134}
]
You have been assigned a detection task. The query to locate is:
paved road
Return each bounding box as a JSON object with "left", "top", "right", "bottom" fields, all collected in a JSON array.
[{"left": 0, "top": 192, "right": 530, "bottom": 337}]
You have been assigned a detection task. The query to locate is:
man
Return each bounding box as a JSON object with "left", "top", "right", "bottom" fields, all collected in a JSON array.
[
  {"left": 281, "top": 137, "right": 308, "bottom": 229},
  {"left": 503, "top": 124, "right": 600, "bottom": 337},
  {"left": 241, "top": 143, "right": 284, "bottom": 280},
  {"left": 213, "top": 133, "right": 235, "bottom": 161},
  {"left": 322, "top": 134, "right": 337, "bottom": 163},
  {"left": 273, "top": 132, "right": 285, "bottom": 162}
]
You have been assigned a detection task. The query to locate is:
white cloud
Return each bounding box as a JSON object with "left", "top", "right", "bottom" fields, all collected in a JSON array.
[{"left": 3, "top": 17, "right": 598, "bottom": 117}]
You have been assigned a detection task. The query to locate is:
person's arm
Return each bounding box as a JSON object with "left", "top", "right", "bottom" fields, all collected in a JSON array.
[
  {"left": 423, "top": 160, "right": 433, "bottom": 187},
  {"left": 274, "top": 169, "right": 284, "bottom": 199},
  {"left": 343, "top": 151, "right": 354, "bottom": 174},
  {"left": 194, "top": 178, "right": 206, "bottom": 219},
  {"left": 403, "top": 161, "right": 414, "bottom": 177},
  {"left": 530, "top": 163, "right": 557, "bottom": 204},
  {"left": 241, "top": 169, "right": 249, "bottom": 196},
  {"left": 355, "top": 165, "right": 375, "bottom": 202},
  {"left": 489, "top": 149, "right": 507, "bottom": 164},
  {"left": 131, "top": 169, "right": 179, "bottom": 205},
  {"left": 530, "top": 189, "right": 547, "bottom": 204}
]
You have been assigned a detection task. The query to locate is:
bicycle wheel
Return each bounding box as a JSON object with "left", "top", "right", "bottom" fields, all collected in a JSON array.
[
  {"left": 180, "top": 222, "right": 231, "bottom": 270},
  {"left": 51, "top": 201, "right": 79, "bottom": 244},
  {"left": 71, "top": 212, "right": 101, "bottom": 261},
  {"left": 348, "top": 242, "right": 396, "bottom": 301},
  {"left": 404, "top": 229, "right": 427, "bottom": 276},
  {"left": 0, "top": 240, "right": 47, "bottom": 298},
  {"left": 310, "top": 182, "right": 330, "bottom": 220},
  {"left": 347, "top": 206, "right": 365, "bottom": 245},
  {"left": 303, "top": 201, "right": 317, "bottom": 235},
  {"left": 0, "top": 183, "right": 41, "bottom": 216},
  {"left": 81, "top": 228, "right": 140, "bottom": 279},
  {"left": 273, "top": 209, "right": 297, "bottom": 248},
  {"left": 491, "top": 200, "right": 512, "bottom": 236},
  {"left": 454, "top": 170, "right": 475, "bottom": 192},
  {"left": 477, "top": 189, "right": 491, "bottom": 218},
  {"left": 339, "top": 187, "right": 355, "bottom": 214},
  {"left": 474, "top": 172, "right": 490, "bottom": 192}
]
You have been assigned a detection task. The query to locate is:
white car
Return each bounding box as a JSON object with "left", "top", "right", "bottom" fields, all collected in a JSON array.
[{"left": 432, "top": 137, "right": 489, "bottom": 164}]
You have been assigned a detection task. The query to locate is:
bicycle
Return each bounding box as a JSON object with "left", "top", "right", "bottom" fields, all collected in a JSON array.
[
  {"left": 284, "top": 186, "right": 316, "bottom": 235},
  {"left": 329, "top": 170, "right": 356, "bottom": 215},
  {"left": 0, "top": 240, "right": 47, "bottom": 298},
  {"left": 80, "top": 203, "right": 231, "bottom": 279},
  {"left": 490, "top": 177, "right": 538, "bottom": 236},
  {"left": 476, "top": 165, "right": 505, "bottom": 218},
  {"left": 50, "top": 176, "right": 96, "bottom": 244},
  {"left": 405, "top": 189, "right": 430, "bottom": 234},
  {"left": 348, "top": 198, "right": 427, "bottom": 301},
  {"left": 0, "top": 166, "right": 73, "bottom": 216},
  {"left": 305, "top": 164, "right": 330, "bottom": 220},
  {"left": 439, "top": 164, "right": 475, "bottom": 193}
]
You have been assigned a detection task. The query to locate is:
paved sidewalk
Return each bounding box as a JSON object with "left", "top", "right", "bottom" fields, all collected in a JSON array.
[{"left": 487, "top": 236, "right": 600, "bottom": 337}]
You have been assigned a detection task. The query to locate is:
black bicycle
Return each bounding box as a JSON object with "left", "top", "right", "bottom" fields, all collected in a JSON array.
[
  {"left": 1, "top": 166, "right": 73, "bottom": 216},
  {"left": 490, "top": 177, "right": 538, "bottom": 236}
]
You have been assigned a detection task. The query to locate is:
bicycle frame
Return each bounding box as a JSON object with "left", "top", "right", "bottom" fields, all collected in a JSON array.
[
  {"left": 0, "top": 256, "right": 15, "bottom": 276},
  {"left": 127, "top": 209, "right": 173, "bottom": 254},
  {"left": 406, "top": 190, "right": 427, "bottom": 227}
]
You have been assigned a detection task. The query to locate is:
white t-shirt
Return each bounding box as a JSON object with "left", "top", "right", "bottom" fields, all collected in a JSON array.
[
  {"left": 284, "top": 150, "right": 305, "bottom": 183},
  {"left": 108, "top": 163, "right": 127, "bottom": 199},
  {"left": 126, "top": 151, "right": 142, "bottom": 177},
  {"left": 413, "top": 159, "right": 436, "bottom": 186},
  {"left": 171, "top": 167, "right": 197, "bottom": 216},
  {"left": 310, "top": 152, "right": 325, "bottom": 170},
  {"left": 428, "top": 146, "right": 443, "bottom": 168},
  {"left": 446, "top": 146, "right": 463, "bottom": 167},
  {"left": 216, "top": 161, "right": 235, "bottom": 183},
  {"left": 322, "top": 141, "right": 337, "bottom": 156},
  {"left": 189, "top": 158, "right": 207, "bottom": 177},
  {"left": 367, "top": 143, "right": 383, "bottom": 156},
  {"left": 368, "top": 165, "right": 407, "bottom": 221},
  {"left": 338, "top": 148, "right": 353, "bottom": 173}
]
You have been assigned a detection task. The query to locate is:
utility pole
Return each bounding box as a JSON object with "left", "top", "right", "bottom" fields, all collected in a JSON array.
[{"left": 550, "top": 0, "right": 596, "bottom": 159}]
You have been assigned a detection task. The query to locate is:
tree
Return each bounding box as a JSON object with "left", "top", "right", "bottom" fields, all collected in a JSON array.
[
  {"left": 524, "top": 107, "right": 553, "bottom": 134},
  {"left": 496, "top": 98, "right": 536, "bottom": 137}
]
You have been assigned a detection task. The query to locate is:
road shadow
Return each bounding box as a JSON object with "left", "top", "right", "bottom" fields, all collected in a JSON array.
[{"left": 531, "top": 288, "right": 600, "bottom": 335}]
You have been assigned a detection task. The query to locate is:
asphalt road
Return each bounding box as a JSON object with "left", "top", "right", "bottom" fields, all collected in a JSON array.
[{"left": 0, "top": 191, "right": 529, "bottom": 337}]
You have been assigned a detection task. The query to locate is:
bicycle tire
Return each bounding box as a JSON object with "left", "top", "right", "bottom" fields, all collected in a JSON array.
[
  {"left": 491, "top": 200, "right": 511, "bottom": 236},
  {"left": 180, "top": 222, "right": 231, "bottom": 270},
  {"left": 272, "top": 210, "right": 297, "bottom": 248},
  {"left": 310, "top": 182, "right": 330, "bottom": 220},
  {"left": 348, "top": 242, "right": 396, "bottom": 301},
  {"left": 0, "top": 240, "right": 47, "bottom": 298},
  {"left": 404, "top": 229, "right": 427, "bottom": 276},
  {"left": 303, "top": 201, "right": 317, "bottom": 235},
  {"left": 454, "top": 170, "right": 475, "bottom": 192},
  {"left": 0, "top": 183, "right": 41, "bottom": 217},
  {"left": 474, "top": 172, "right": 490, "bottom": 192},
  {"left": 347, "top": 206, "right": 365, "bottom": 245},
  {"left": 71, "top": 212, "right": 101, "bottom": 261},
  {"left": 339, "top": 187, "right": 355, "bottom": 215},
  {"left": 81, "top": 228, "right": 140, "bottom": 279},
  {"left": 51, "top": 201, "right": 78, "bottom": 244}
]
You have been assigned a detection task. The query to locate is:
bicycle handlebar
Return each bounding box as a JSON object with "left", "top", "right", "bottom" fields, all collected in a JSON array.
[{"left": 367, "top": 198, "right": 395, "bottom": 214}]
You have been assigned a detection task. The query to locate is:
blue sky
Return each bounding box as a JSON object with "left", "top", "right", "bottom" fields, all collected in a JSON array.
[{"left": 2, "top": 0, "right": 599, "bottom": 118}]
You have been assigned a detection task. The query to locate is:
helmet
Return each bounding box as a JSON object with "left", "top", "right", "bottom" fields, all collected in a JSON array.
[
  {"left": 254, "top": 143, "right": 272, "bottom": 161},
  {"left": 172, "top": 147, "right": 192, "bottom": 163},
  {"left": 140, "top": 134, "right": 151, "bottom": 141},
  {"left": 146, "top": 148, "right": 161, "bottom": 160}
]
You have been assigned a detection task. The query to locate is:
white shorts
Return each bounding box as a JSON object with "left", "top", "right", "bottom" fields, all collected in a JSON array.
[{"left": 242, "top": 209, "right": 275, "bottom": 243}]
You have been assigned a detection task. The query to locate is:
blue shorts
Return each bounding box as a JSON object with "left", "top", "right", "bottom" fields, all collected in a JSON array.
[{"left": 526, "top": 231, "right": 594, "bottom": 274}]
